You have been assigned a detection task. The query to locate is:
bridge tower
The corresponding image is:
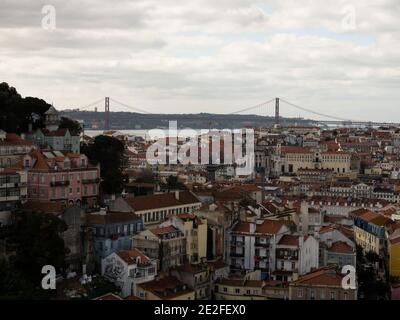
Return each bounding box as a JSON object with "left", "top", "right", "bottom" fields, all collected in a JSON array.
[
  {"left": 105, "top": 97, "right": 110, "bottom": 131},
  {"left": 275, "top": 97, "right": 280, "bottom": 125}
]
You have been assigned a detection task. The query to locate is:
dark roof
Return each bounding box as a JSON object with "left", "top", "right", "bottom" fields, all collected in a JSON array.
[
  {"left": 86, "top": 211, "right": 141, "bottom": 225},
  {"left": 138, "top": 276, "right": 194, "bottom": 300},
  {"left": 125, "top": 191, "right": 200, "bottom": 211}
]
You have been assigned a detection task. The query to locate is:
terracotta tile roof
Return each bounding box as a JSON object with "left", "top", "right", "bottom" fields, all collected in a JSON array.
[
  {"left": 86, "top": 211, "right": 141, "bottom": 225},
  {"left": 21, "top": 201, "right": 67, "bottom": 214},
  {"left": 232, "top": 219, "right": 288, "bottom": 235},
  {"left": 277, "top": 235, "right": 299, "bottom": 246},
  {"left": 150, "top": 225, "right": 179, "bottom": 237},
  {"left": 125, "top": 191, "right": 200, "bottom": 212},
  {"left": 94, "top": 293, "right": 123, "bottom": 300},
  {"left": 0, "top": 133, "right": 33, "bottom": 146},
  {"left": 116, "top": 249, "right": 151, "bottom": 265},
  {"left": 328, "top": 241, "right": 354, "bottom": 254},
  {"left": 173, "top": 262, "right": 209, "bottom": 273},
  {"left": 390, "top": 236, "right": 400, "bottom": 245},
  {"left": 0, "top": 168, "right": 18, "bottom": 175},
  {"left": 124, "top": 295, "right": 142, "bottom": 300},
  {"left": 45, "top": 128, "right": 69, "bottom": 137},
  {"left": 137, "top": 276, "right": 194, "bottom": 300},
  {"left": 207, "top": 259, "right": 227, "bottom": 270},
  {"left": 292, "top": 267, "right": 344, "bottom": 287},
  {"left": 280, "top": 146, "right": 312, "bottom": 154},
  {"left": 30, "top": 149, "right": 50, "bottom": 170},
  {"left": 219, "top": 279, "right": 263, "bottom": 288}
]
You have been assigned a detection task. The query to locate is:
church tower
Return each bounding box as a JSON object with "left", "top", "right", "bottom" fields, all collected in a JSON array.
[{"left": 44, "top": 105, "right": 60, "bottom": 132}]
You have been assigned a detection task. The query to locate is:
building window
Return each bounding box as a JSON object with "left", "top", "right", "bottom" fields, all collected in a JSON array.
[
  {"left": 344, "top": 292, "right": 348, "bottom": 300},
  {"left": 310, "top": 290, "right": 315, "bottom": 300},
  {"left": 223, "top": 287, "right": 227, "bottom": 293},
  {"left": 297, "top": 289, "right": 303, "bottom": 298},
  {"left": 330, "top": 292, "right": 335, "bottom": 300},
  {"left": 235, "top": 288, "right": 240, "bottom": 294}
]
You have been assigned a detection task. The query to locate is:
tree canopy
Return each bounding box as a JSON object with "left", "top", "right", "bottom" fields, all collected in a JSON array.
[
  {"left": 0, "top": 82, "right": 51, "bottom": 133},
  {"left": 0, "top": 212, "right": 67, "bottom": 299},
  {"left": 81, "top": 135, "right": 126, "bottom": 195},
  {"left": 0, "top": 82, "right": 82, "bottom": 135}
]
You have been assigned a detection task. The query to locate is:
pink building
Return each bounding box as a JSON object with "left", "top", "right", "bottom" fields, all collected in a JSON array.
[{"left": 22, "top": 150, "right": 100, "bottom": 207}]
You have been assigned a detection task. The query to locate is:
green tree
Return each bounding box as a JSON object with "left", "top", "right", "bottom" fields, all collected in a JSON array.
[
  {"left": 83, "top": 276, "right": 119, "bottom": 300},
  {"left": 0, "top": 212, "right": 67, "bottom": 299},
  {"left": 59, "top": 116, "right": 82, "bottom": 135},
  {"left": 0, "top": 82, "right": 52, "bottom": 133},
  {"left": 165, "top": 175, "right": 184, "bottom": 190},
  {"left": 135, "top": 168, "right": 155, "bottom": 184},
  {"left": 81, "top": 135, "right": 126, "bottom": 194}
]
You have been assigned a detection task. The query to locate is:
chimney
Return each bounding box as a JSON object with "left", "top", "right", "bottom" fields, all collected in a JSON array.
[
  {"left": 249, "top": 222, "right": 256, "bottom": 234},
  {"left": 299, "top": 235, "right": 304, "bottom": 248},
  {"left": 175, "top": 190, "right": 180, "bottom": 200}
]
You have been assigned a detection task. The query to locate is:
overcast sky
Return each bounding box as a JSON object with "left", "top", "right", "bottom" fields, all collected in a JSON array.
[{"left": 0, "top": 0, "right": 399, "bottom": 121}]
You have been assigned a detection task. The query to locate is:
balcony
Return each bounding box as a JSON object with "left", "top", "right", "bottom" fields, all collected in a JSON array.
[
  {"left": 230, "top": 240, "right": 245, "bottom": 246},
  {"left": 82, "top": 178, "right": 100, "bottom": 184},
  {"left": 255, "top": 242, "right": 270, "bottom": 248},
  {"left": 230, "top": 252, "right": 245, "bottom": 258},
  {"left": 50, "top": 180, "right": 70, "bottom": 187}
]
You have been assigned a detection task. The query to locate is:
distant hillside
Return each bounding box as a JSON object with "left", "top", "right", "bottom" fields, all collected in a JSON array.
[{"left": 61, "top": 110, "right": 315, "bottom": 130}]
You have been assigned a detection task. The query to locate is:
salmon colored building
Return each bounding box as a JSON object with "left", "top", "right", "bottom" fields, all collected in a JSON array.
[{"left": 22, "top": 149, "right": 100, "bottom": 207}]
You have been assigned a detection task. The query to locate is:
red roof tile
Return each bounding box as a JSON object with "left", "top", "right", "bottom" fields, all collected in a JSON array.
[
  {"left": 328, "top": 241, "right": 353, "bottom": 254},
  {"left": 125, "top": 191, "right": 200, "bottom": 212}
]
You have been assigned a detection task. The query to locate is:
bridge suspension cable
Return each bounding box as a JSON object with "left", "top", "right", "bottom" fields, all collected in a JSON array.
[
  {"left": 78, "top": 98, "right": 105, "bottom": 111},
  {"left": 109, "top": 98, "right": 153, "bottom": 114},
  {"left": 229, "top": 98, "right": 276, "bottom": 115},
  {"left": 279, "top": 98, "right": 356, "bottom": 122}
]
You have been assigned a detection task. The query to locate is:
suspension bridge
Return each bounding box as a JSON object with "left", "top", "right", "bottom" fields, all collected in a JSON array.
[{"left": 76, "top": 97, "right": 400, "bottom": 130}]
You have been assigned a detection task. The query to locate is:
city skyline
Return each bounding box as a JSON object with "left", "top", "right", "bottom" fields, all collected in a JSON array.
[{"left": 1, "top": 0, "right": 399, "bottom": 121}]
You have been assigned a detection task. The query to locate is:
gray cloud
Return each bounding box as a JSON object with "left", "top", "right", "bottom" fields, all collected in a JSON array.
[{"left": 0, "top": 0, "right": 399, "bottom": 122}]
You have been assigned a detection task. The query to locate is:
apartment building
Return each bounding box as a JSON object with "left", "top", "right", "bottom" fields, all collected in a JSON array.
[
  {"left": 160, "top": 214, "right": 207, "bottom": 264},
  {"left": 0, "top": 168, "right": 27, "bottom": 226},
  {"left": 273, "top": 235, "right": 319, "bottom": 282},
  {"left": 171, "top": 262, "right": 212, "bottom": 300},
  {"left": 111, "top": 191, "right": 202, "bottom": 228},
  {"left": 133, "top": 225, "right": 186, "bottom": 272},
  {"left": 350, "top": 209, "right": 392, "bottom": 256},
  {"left": 86, "top": 210, "right": 144, "bottom": 261},
  {"left": 214, "top": 278, "right": 289, "bottom": 300},
  {"left": 0, "top": 130, "right": 35, "bottom": 168},
  {"left": 23, "top": 150, "right": 100, "bottom": 207},
  {"left": 136, "top": 276, "right": 195, "bottom": 300},
  {"left": 102, "top": 249, "right": 157, "bottom": 297},
  {"left": 228, "top": 219, "right": 290, "bottom": 278},
  {"left": 289, "top": 267, "right": 357, "bottom": 300}
]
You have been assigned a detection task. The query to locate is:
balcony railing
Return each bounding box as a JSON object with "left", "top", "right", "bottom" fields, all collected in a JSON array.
[
  {"left": 82, "top": 178, "right": 100, "bottom": 184},
  {"left": 230, "top": 252, "right": 245, "bottom": 258},
  {"left": 230, "top": 240, "right": 245, "bottom": 246},
  {"left": 50, "top": 180, "right": 70, "bottom": 187},
  {"left": 255, "top": 242, "right": 270, "bottom": 248}
]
